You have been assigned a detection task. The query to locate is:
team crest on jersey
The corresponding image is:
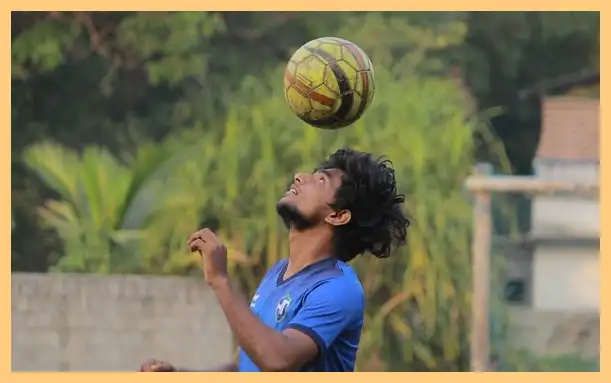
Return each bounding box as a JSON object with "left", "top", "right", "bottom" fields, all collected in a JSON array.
[{"left": 275, "top": 295, "right": 292, "bottom": 322}]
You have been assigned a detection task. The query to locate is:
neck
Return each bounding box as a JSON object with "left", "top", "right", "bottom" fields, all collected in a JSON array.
[{"left": 285, "top": 225, "right": 334, "bottom": 278}]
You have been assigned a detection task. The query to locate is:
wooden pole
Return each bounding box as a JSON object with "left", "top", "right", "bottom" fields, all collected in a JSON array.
[
  {"left": 463, "top": 172, "right": 599, "bottom": 372},
  {"left": 465, "top": 175, "right": 599, "bottom": 198},
  {"left": 469, "top": 164, "right": 492, "bottom": 372}
]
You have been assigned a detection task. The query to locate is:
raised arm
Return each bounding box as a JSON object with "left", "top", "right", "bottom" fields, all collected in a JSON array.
[{"left": 213, "top": 278, "right": 362, "bottom": 371}]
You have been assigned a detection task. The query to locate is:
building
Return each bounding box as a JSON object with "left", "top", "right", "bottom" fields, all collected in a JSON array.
[
  {"left": 530, "top": 96, "right": 600, "bottom": 311},
  {"left": 505, "top": 93, "right": 599, "bottom": 359}
]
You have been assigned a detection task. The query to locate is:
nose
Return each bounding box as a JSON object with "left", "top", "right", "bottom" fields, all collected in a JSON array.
[{"left": 294, "top": 173, "right": 308, "bottom": 185}]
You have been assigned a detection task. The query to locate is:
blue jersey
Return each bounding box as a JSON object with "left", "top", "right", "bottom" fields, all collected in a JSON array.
[{"left": 238, "top": 257, "right": 365, "bottom": 372}]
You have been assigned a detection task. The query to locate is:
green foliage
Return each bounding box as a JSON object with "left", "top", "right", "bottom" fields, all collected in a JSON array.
[
  {"left": 116, "top": 12, "right": 226, "bottom": 87},
  {"left": 12, "top": 11, "right": 599, "bottom": 371},
  {"left": 22, "top": 139, "right": 217, "bottom": 274},
  {"left": 24, "top": 42, "right": 484, "bottom": 375},
  {"left": 461, "top": 11, "right": 599, "bottom": 174},
  {"left": 504, "top": 349, "right": 599, "bottom": 372},
  {"left": 12, "top": 16, "right": 81, "bottom": 79}
]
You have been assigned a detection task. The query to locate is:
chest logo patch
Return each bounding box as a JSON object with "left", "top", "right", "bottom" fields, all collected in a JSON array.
[{"left": 275, "top": 295, "right": 292, "bottom": 322}]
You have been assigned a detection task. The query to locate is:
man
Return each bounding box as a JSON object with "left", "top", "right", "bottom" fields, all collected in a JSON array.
[{"left": 141, "top": 148, "right": 410, "bottom": 372}]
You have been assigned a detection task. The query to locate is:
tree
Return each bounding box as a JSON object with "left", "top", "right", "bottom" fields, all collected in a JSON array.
[
  {"left": 12, "top": 11, "right": 598, "bottom": 371},
  {"left": 460, "top": 11, "right": 599, "bottom": 174},
  {"left": 19, "top": 12, "right": 492, "bottom": 371},
  {"left": 22, "top": 138, "right": 216, "bottom": 274},
  {"left": 14, "top": 11, "right": 599, "bottom": 271}
]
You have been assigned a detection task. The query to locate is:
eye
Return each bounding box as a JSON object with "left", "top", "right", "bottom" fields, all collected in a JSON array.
[{"left": 318, "top": 175, "right": 325, "bottom": 183}]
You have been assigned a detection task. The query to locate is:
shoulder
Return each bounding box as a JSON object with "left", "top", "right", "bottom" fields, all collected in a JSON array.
[{"left": 305, "top": 263, "right": 364, "bottom": 313}]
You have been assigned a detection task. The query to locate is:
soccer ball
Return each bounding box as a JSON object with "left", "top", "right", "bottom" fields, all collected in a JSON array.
[{"left": 283, "top": 37, "right": 375, "bottom": 129}]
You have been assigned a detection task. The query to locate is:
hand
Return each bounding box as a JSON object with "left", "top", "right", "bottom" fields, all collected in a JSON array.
[
  {"left": 140, "top": 358, "right": 175, "bottom": 372},
  {"left": 188, "top": 228, "right": 230, "bottom": 289}
]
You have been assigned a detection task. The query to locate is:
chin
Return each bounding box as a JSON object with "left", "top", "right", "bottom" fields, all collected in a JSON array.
[
  {"left": 276, "top": 199, "right": 296, "bottom": 219},
  {"left": 276, "top": 200, "right": 315, "bottom": 231}
]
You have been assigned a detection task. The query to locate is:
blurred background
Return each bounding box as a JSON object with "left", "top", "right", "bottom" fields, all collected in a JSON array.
[{"left": 11, "top": 11, "right": 600, "bottom": 372}]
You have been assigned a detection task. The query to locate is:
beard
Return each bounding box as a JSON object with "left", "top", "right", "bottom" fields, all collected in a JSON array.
[{"left": 276, "top": 201, "right": 317, "bottom": 231}]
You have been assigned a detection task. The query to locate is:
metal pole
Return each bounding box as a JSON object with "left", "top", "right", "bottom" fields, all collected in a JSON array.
[{"left": 470, "top": 164, "right": 492, "bottom": 372}]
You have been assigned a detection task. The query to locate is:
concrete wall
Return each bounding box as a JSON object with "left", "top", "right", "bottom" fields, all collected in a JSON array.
[
  {"left": 529, "top": 159, "right": 600, "bottom": 310},
  {"left": 532, "top": 197, "right": 599, "bottom": 237},
  {"left": 508, "top": 307, "right": 599, "bottom": 359},
  {"left": 12, "top": 273, "right": 599, "bottom": 371},
  {"left": 532, "top": 160, "right": 599, "bottom": 237},
  {"left": 11, "top": 273, "right": 233, "bottom": 372},
  {"left": 532, "top": 245, "right": 600, "bottom": 311}
]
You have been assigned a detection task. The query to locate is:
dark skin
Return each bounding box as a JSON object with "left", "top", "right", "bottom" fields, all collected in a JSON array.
[{"left": 140, "top": 169, "right": 351, "bottom": 372}]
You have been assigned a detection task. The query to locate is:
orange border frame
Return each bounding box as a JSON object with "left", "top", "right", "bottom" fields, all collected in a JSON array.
[{"left": 3, "top": 3, "right": 606, "bottom": 380}]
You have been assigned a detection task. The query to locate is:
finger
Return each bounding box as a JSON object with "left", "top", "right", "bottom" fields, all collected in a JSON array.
[
  {"left": 151, "top": 364, "right": 167, "bottom": 372},
  {"left": 202, "top": 227, "right": 216, "bottom": 235},
  {"left": 199, "top": 228, "right": 219, "bottom": 243},
  {"left": 141, "top": 359, "right": 157, "bottom": 371},
  {"left": 188, "top": 230, "right": 203, "bottom": 244},
  {"left": 189, "top": 239, "right": 206, "bottom": 253},
  {"left": 153, "top": 363, "right": 173, "bottom": 372},
  {"left": 188, "top": 228, "right": 216, "bottom": 245},
  {"left": 196, "top": 228, "right": 211, "bottom": 241}
]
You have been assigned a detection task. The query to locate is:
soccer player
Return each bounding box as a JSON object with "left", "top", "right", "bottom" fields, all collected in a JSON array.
[{"left": 140, "top": 148, "right": 410, "bottom": 372}]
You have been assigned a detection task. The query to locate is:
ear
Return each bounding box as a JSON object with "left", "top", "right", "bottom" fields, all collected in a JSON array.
[{"left": 324, "top": 209, "right": 352, "bottom": 227}]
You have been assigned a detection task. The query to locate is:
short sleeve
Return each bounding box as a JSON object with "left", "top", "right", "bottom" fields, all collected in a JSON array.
[{"left": 286, "top": 279, "right": 363, "bottom": 355}]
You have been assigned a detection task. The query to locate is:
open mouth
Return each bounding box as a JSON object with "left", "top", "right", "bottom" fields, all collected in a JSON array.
[{"left": 287, "top": 185, "right": 298, "bottom": 195}]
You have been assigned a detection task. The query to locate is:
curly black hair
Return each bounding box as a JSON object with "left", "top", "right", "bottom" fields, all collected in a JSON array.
[{"left": 316, "top": 148, "right": 410, "bottom": 263}]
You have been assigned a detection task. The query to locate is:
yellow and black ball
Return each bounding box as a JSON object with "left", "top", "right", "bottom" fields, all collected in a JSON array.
[{"left": 283, "top": 37, "right": 376, "bottom": 130}]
